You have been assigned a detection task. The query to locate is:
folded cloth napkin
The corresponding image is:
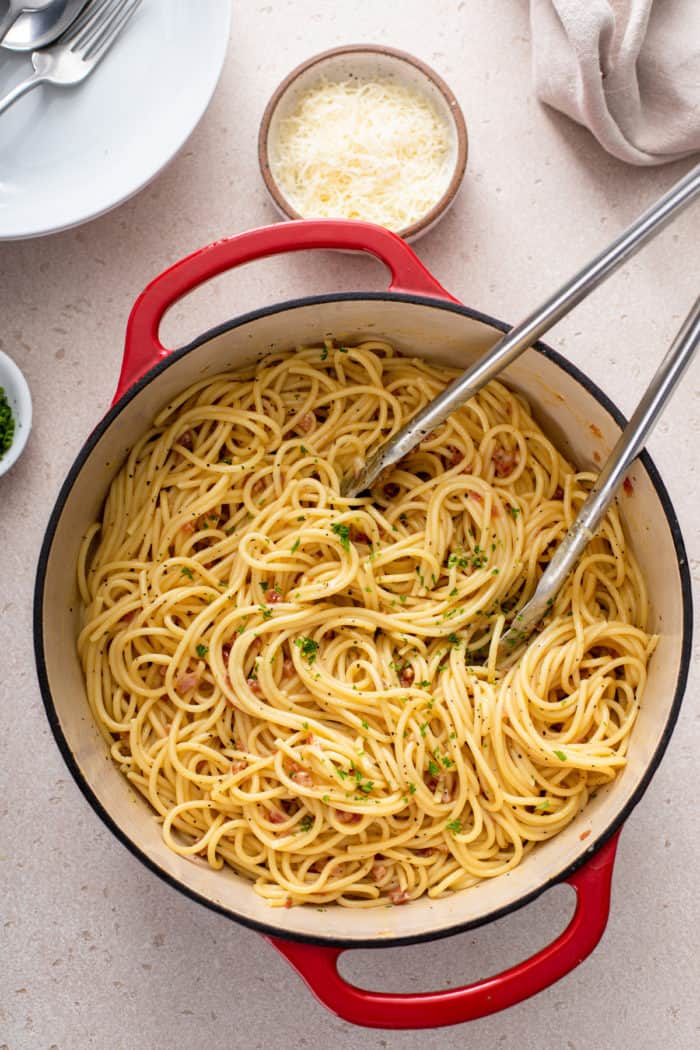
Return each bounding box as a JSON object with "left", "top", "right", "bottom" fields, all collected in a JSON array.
[{"left": 530, "top": 0, "right": 700, "bottom": 165}]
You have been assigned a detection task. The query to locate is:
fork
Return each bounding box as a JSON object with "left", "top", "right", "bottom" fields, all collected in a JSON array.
[{"left": 0, "top": 0, "right": 142, "bottom": 116}]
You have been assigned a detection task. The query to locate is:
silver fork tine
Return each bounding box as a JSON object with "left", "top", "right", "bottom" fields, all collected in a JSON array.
[
  {"left": 61, "top": 0, "right": 112, "bottom": 48},
  {"left": 70, "top": 0, "right": 121, "bottom": 53},
  {"left": 85, "top": 0, "right": 140, "bottom": 61}
]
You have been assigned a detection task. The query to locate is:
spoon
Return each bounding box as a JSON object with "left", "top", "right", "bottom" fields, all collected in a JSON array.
[
  {"left": 0, "top": 0, "right": 54, "bottom": 43},
  {"left": 497, "top": 294, "right": 700, "bottom": 662},
  {"left": 1, "top": 0, "right": 85, "bottom": 50},
  {"left": 342, "top": 161, "right": 700, "bottom": 498}
]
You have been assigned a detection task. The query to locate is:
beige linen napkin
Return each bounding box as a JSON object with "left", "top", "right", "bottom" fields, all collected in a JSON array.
[{"left": 530, "top": 0, "right": 700, "bottom": 165}]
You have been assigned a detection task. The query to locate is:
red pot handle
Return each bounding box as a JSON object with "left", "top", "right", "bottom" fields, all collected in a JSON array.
[
  {"left": 268, "top": 831, "right": 620, "bottom": 1029},
  {"left": 115, "top": 219, "right": 458, "bottom": 402}
]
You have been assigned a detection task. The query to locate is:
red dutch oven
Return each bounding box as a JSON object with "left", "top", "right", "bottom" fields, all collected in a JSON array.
[{"left": 34, "top": 220, "right": 692, "bottom": 1029}]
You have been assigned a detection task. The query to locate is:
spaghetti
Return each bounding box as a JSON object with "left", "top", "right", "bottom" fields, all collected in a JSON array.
[{"left": 77, "top": 340, "right": 654, "bottom": 907}]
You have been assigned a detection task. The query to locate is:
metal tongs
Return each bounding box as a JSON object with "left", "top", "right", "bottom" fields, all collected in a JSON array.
[{"left": 342, "top": 162, "right": 700, "bottom": 662}]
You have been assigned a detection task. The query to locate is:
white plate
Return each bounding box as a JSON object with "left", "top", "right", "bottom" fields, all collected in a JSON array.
[{"left": 0, "top": 0, "right": 231, "bottom": 240}]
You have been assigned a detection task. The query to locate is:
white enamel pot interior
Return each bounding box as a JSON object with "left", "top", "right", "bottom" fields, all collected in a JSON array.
[{"left": 35, "top": 227, "right": 691, "bottom": 954}]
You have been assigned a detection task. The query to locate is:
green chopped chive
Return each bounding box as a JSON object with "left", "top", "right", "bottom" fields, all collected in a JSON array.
[
  {"left": 554, "top": 749, "right": 567, "bottom": 762},
  {"left": 195, "top": 644, "right": 208, "bottom": 658},
  {"left": 294, "top": 636, "right": 319, "bottom": 664},
  {"left": 331, "top": 522, "right": 351, "bottom": 550}
]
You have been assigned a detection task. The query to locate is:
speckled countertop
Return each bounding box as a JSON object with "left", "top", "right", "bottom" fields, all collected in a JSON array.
[{"left": 1, "top": 3, "right": 698, "bottom": 1048}]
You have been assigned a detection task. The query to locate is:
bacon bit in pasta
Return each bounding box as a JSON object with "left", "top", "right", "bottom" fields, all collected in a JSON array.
[
  {"left": 180, "top": 521, "right": 195, "bottom": 535},
  {"left": 371, "top": 862, "right": 387, "bottom": 881},
  {"left": 290, "top": 765, "right": 314, "bottom": 788},
  {"left": 419, "top": 430, "right": 438, "bottom": 448},
  {"left": 251, "top": 478, "right": 265, "bottom": 496},
  {"left": 267, "top": 589, "right": 282, "bottom": 603},
  {"left": 580, "top": 829, "right": 591, "bottom": 841},
  {"left": 426, "top": 775, "right": 439, "bottom": 793},
  {"left": 119, "top": 610, "right": 136, "bottom": 623},
  {"left": 440, "top": 783, "right": 454, "bottom": 803},
  {"left": 554, "top": 485, "right": 564, "bottom": 500},
  {"left": 246, "top": 676, "right": 262, "bottom": 695},
  {"left": 334, "top": 809, "right": 362, "bottom": 824},
  {"left": 492, "top": 445, "right": 518, "bottom": 477},
  {"left": 623, "top": 477, "right": 634, "bottom": 495},
  {"left": 399, "top": 664, "right": 415, "bottom": 687},
  {"left": 388, "top": 886, "right": 411, "bottom": 905},
  {"left": 297, "top": 412, "right": 315, "bottom": 433},
  {"left": 284, "top": 897, "right": 293, "bottom": 909},
  {"left": 468, "top": 490, "right": 484, "bottom": 504},
  {"left": 268, "top": 809, "right": 286, "bottom": 824},
  {"left": 231, "top": 760, "right": 247, "bottom": 773},
  {"left": 282, "top": 657, "right": 295, "bottom": 679},
  {"left": 177, "top": 430, "right": 194, "bottom": 450},
  {"left": 222, "top": 642, "right": 233, "bottom": 663},
  {"left": 418, "top": 848, "right": 435, "bottom": 857},
  {"left": 383, "top": 482, "right": 400, "bottom": 499},
  {"left": 175, "top": 671, "right": 200, "bottom": 695},
  {"left": 445, "top": 445, "right": 463, "bottom": 467},
  {"left": 349, "top": 527, "right": 370, "bottom": 545}
]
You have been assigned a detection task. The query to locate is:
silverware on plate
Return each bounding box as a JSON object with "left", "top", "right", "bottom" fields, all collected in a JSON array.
[
  {"left": 0, "top": 0, "right": 141, "bottom": 116},
  {"left": 0, "top": 0, "right": 87, "bottom": 52},
  {"left": 0, "top": 0, "right": 55, "bottom": 45}
]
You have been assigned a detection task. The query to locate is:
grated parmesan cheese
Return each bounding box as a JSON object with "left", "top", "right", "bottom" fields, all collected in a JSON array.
[{"left": 269, "top": 77, "right": 454, "bottom": 232}]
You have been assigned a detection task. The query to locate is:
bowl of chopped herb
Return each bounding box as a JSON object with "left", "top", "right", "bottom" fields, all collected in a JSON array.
[{"left": 0, "top": 350, "right": 31, "bottom": 476}]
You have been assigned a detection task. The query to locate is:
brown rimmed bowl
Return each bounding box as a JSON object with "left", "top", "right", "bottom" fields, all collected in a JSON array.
[{"left": 258, "top": 45, "right": 468, "bottom": 242}]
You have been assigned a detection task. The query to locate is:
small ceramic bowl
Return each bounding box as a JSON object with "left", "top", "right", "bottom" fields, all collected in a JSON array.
[
  {"left": 0, "top": 350, "right": 32, "bottom": 476},
  {"left": 258, "top": 45, "right": 468, "bottom": 243}
]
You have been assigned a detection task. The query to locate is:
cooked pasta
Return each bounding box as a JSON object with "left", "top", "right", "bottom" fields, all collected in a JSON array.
[{"left": 77, "top": 340, "right": 655, "bottom": 908}]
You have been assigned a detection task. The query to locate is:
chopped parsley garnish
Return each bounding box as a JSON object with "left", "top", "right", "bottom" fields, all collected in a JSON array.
[
  {"left": 259, "top": 605, "right": 273, "bottom": 620},
  {"left": 299, "top": 815, "right": 313, "bottom": 832},
  {"left": 294, "top": 636, "right": 319, "bottom": 663},
  {"left": 195, "top": 644, "right": 208, "bottom": 658},
  {"left": 320, "top": 347, "right": 329, "bottom": 361},
  {"left": 180, "top": 566, "right": 194, "bottom": 579},
  {"left": 446, "top": 819, "right": 462, "bottom": 835},
  {"left": 408, "top": 782, "right": 416, "bottom": 794},
  {"left": 427, "top": 760, "right": 440, "bottom": 777},
  {"left": 536, "top": 799, "right": 550, "bottom": 812},
  {"left": 260, "top": 581, "right": 269, "bottom": 591},
  {"left": 0, "top": 390, "right": 16, "bottom": 455},
  {"left": 361, "top": 719, "right": 369, "bottom": 730},
  {"left": 509, "top": 505, "right": 521, "bottom": 519},
  {"left": 331, "top": 522, "right": 351, "bottom": 551}
]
